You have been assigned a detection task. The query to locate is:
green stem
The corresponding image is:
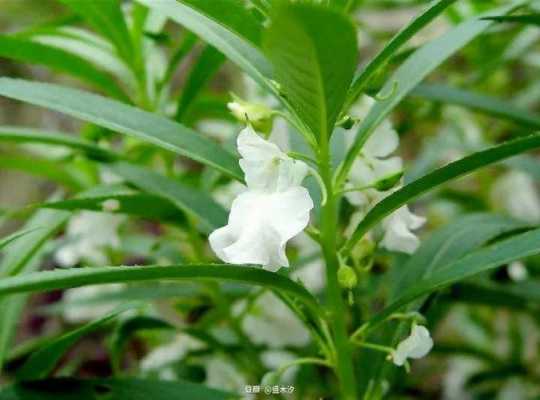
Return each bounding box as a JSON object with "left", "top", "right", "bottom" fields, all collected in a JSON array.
[{"left": 319, "top": 141, "right": 357, "bottom": 400}]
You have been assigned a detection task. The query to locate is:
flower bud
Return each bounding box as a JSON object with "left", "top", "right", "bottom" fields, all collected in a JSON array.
[
  {"left": 338, "top": 264, "right": 358, "bottom": 289},
  {"left": 373, "top": 171, "right": 403, "bottom": 191},
  {"left": 227, "top": 95, "right": 273, "bottom": 133}
]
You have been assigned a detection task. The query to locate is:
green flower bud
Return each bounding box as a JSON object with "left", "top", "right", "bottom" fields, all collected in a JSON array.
[
  {"left": 338, "top": 264, "right": 358, "bottom": 289},
  {"left": 373, "top": 171, "right": 403, "bottom": 191},
  {"left": 227, "top": 94, "right": 273, "bottom": 133}
]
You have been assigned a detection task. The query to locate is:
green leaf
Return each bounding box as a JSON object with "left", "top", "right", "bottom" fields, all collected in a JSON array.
[
  {"left": 0, "top": 265, "right": 320, "bottom": 314},
  {"left": 0, "top": 154, "right": 83, "bottom": 190},
  {"left": 0, "top": 209, "right": 69, "bottom": 371},
  {"left": 391, "top": 213, "right": 527, "bottom": 300},
  {"left": 57, "top": 0, "right": 135, "bottom": 65},
  {"left": 110, "top": 162, "right": 228, "bottom": 232},
  {"left": 175, "top": 45, "right": 226, "bottom": 121},
  {"left": 135, "top": 0, "right": 272, "bottom": 91},
  {"left": 40, "top": 184, "right": 186, "bottom": 225},
  {"left": 347, "top": 0, "right": 457, "bottom": 107},
  {"left": 411, "top": 83, "right": 540, "bottom": 130},
  {"left": 16, "top": 304, "right": 136, "bottom": 380},
  {"left": 0, "top": 78, "right": 242, "bottom": 180},
  {"left": 342, "top": 134, "right": 540, "bottom": 254},
  {"left": 0, "top": 36, "right": 129, "bottom": 101},
  {"left": 0, "top": 126, "right": 118, "bottom": 161},
  {"left": 0, "top": 378, "right": 234, "bottom": 400},
  {"left": 109, "top": 315, "right": 174, "bottom": 372},
  {"left": 483, "top": 14, "right": 540, "bottom": 27},
  {"left": 0, "top": 228, "right": 45, "bottom": 252},
  {"left": 368, "top": 227, "right": 540, "bottom": 331},
  {"left": 337, "top": 0, "right": 525, "bottom": 185},
  {"left": 0, "top": 209, "right": 69, "bottom": 278},
  {"left": 179, "top": 0, "right": 263, "bottom": 45},
  {"left": 264, "top": 3, "right": 357, "bottom": 140}
]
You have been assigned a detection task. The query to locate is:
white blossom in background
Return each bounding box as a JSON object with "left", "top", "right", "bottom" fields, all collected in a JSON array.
[
  {"left": 442, "top": 357, "right": 481, "bottom": 400},
  {"left": 209, "top": 126, "right": 313, "bottom": 270},
  {"left": 55, "top": 211, "right": 124, "bottom": 267},
  {"left": 392, "top": 325, "right": 433, "bottom": 366},
  {"left": 140, "top": 334, "right": 205, "bottom": 373},
  {"left": 291, "top": 233, "right": 325, "bottom": 293},
  {"left": 345, "top": 96, "right": 425, "bottom": 254},
  {"left": 239, "top": 292, "right": 310, "bottom": 348},
  {"left": 205, "top": 356, "right": 248, "bottom": 395},
  {"left": 491, "top": 170, "right": 540, "bottom": 223},
  {"left": 380, "top": 205, "right": 426, "bottom": 254},
  {"left": 62, "top": 284, "right": 124, "bottom": 323},
  {"left": 507, "top": 261, "right": 529, "bottom": 282}
]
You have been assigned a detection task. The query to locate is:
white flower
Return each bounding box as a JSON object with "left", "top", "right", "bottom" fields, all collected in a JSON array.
[
  {"left": 141, "top": 334, "right": 205, "bottom": 372},
  {"left": 392, "top": 325, "right": 434, "bottom": 366},
  {"left": 62, "top": 284, "right": 124, "bottom": 323},
  {"left": 380, "top": 204, "right": 426, "bottom": 254},
  {"left": 205, "top": 356, "right": 247, "bottom": 394},
  {"left": 237, "top": 126, "right": 308, "bottom": 192},
  {"left": 344, "top": 96, "right": 425, "bottom": 254},
  {"left": 345, "top": 96, "right": 402, "bottom": 207},
  {"left": 491, "top": 170, "right": 540, "bottom": 222},
  {"left": 507, "top": 261, "right": 528, "bottom": 282},
  {"left": 209, "top": 126, "right": 313, "bottom": 269},
  {"left": 240, "top": 292, "right": 310, "bottom": 348},
  {"left": 55, "top": 211, "right": 124, "bottom": 267}
]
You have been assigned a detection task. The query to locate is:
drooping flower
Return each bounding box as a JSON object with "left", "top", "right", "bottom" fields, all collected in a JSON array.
[
  {"left": 392, "top": 325, "right": 433, "bottom": 366},
  {"left": 209, "top": 126, "right": 313, "bottom": 269},
  {"left": 345, "top": 96, "right": 403, "bottom": 206},
  {"left": 55, "top": 211, "right": 124, "bottom": 267},
  {"left": 380, "top": 205, "right": 426, "bottom": 254},
  {"left": 345, "top": 96, "right": 425, "bottom": 254}
]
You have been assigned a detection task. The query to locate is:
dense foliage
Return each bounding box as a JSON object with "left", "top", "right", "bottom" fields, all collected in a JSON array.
[{"left": 0, "top": 0, "right": 540, "bottom": 399}]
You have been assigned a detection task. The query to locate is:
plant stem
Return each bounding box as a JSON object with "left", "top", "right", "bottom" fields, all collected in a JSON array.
[{"left": 318, "top": 141, "right": 357, "bottom": 400}]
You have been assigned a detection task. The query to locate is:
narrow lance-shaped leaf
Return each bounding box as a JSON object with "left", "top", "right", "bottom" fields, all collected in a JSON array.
[
  {"left": 0, "top": 36, "right": 129, "bottom": 101},
  {"left": 0, "top": 265, "right": 320, "bottom": 314},
  {"left": 264, "top": 3, "right": 357, "bottom": 141},
  {"left": 411, "top": 83, "right": 540, "bottom": 130},
  {"left": 0, "top": 378, "right": 234, "bottom": 400},
  {"left": 346, "top": 0, "right": 457, "bottom": 107},
  {"left": 110, "top": 162, "right": 228, "bottom": 232},
  {"left": 337, "top": 0, "right": 525, "bottom": 185},
  {"left": 0, "top": 154, "right": 84, "bottom": 190},
  {"left": 0, "top": 126, "right": 118, "bottom": 161},
  {"left": 0, "top": 228, "right": 45, "bottom": 252},
  {"left": 0, "top": 78, "right": 242, "bottom": 180},
  {"left": 58, "top": 0, "right": 135, "bottom": 65},
  {"left": 342, "top": 134, "right": 540, "bottom": 254},
  {"left": 391, "top": 213, "right": 528, "bottom": 300},
  {"left": 40, "top": 184, "right": 186, "bottom": 225},
  {"left": 0, "top": 209, "right": 69, "bottom": 371},
  {"left": 175, "top": 45, "right": 226, "bottom": 121},
  {"left": 483, "top": 14, "right": 540, "bottom": 27},
  {"left": 16, "top": 303, "right": 137, "bottom": 380},
  {"left": 135, "top": 0, "right": 272, "bottom": 91},
  {"left": 366, "top": 227, "right": 540, "bottom": 333}
]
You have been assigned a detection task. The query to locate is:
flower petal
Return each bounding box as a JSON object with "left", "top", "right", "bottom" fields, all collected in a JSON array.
[
  {"left": 393, "top": 325, "right": 433, "bottom": 366},
  {"left": 237, "top": 126, "right": 307, "bottom": 191},
  {"left": 209, "top": 188, "right": 313, "bottom": 269}
]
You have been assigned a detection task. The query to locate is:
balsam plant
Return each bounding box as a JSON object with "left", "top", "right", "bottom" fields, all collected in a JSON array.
[{"left": 0, "top": 0, "right": 540, "bottom": 399}]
